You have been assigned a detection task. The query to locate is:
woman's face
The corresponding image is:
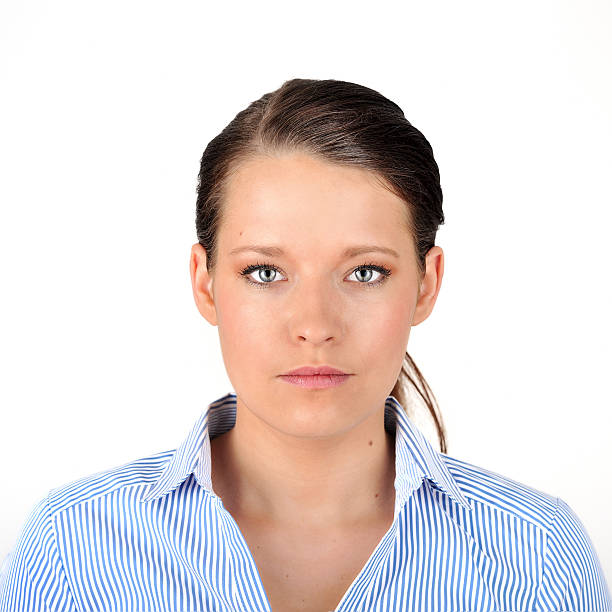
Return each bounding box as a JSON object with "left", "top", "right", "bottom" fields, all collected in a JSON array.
[{"left": 190, "top": 151, "right": 443, "bottom": 439}]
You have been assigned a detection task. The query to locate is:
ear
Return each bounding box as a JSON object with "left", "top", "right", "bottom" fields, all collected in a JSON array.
[
  {"left": 412, "top": 246, "right": 444, "bottom": 327},
  {"left": 190, "top": 243, "right": 218, "bottom": 326}
]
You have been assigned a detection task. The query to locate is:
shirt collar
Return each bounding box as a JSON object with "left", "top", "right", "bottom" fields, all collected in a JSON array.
[{"left": 139, "top": 392, "right": 473, "bottom": 515}]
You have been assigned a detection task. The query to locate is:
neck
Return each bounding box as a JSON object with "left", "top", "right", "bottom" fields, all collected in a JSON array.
[{"left": 210, "top": 398, "right": 397, "bottom": 530}]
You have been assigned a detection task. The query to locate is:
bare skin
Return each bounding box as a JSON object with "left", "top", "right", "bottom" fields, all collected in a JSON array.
[
  {"left": 190, "top": 151, "right": 443, "bottom": 610},
  {"left": 211, "top": 427, "right": 397, "bottom": 611}
]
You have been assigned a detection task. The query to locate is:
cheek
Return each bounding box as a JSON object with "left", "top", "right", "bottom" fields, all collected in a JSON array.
[
  {"left": 363, "top": 301, "right": 413, "bottom": 365},
  {"left": 217, "top": 293, "right": 276, "bottom": 368}
]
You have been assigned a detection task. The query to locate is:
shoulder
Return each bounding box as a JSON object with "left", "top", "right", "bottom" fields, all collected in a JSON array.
[
  {"left": 0, "top": 449, "right": 175, "bottom": 610},
  {"left": 540, "top": 496, "right": 612, "bottom": 610},
  {"left": 439, "top": 454, "right": 612, "bottom": 610},
  {"left": 44, "top": 448, "right": 175, "bottom": 519},
  {"left": 440, "top": 452, "right": 558, "bottom": 530}
]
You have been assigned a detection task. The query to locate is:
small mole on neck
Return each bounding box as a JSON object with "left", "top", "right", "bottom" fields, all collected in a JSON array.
[{"left": 368, "top": 440, "right": 373, "bottom": 446}]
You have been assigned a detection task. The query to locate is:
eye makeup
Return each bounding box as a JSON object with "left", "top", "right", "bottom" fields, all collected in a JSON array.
[{"left": 239, "top": 261, "right": 392, "bottom": 290}]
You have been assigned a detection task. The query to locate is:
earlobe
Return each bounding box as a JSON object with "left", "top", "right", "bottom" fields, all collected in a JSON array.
[{"left": 190, "top": 243, "right": 218, "bottom": 326}]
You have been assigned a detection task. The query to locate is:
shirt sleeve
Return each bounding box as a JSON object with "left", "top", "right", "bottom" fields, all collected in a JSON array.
[
  {"left": 538, "top": 496, "right": 612, "bottom": 612},
  {"left": 0, "top": 493, "right": 77, "bottom": 612}
]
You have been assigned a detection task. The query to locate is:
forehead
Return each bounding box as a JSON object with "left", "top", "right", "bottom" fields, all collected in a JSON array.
[{"left": 219, "top": 152, "right": 411, "bottom": 246}]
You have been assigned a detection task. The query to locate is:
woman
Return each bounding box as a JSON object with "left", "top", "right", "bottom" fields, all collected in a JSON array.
[{"left": 1, "top": 78, "right": 610, "bottom": 612}]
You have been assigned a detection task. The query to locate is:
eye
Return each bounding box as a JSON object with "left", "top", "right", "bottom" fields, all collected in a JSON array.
[
  {"left": 239, "top": 261, "right": 392, "bottom": 289},
  {"left": 240, "top": 262, "right": 287, "bottom": 288},
  {"left": 347, "top": 262, "right": 392, "bottom": 287}
]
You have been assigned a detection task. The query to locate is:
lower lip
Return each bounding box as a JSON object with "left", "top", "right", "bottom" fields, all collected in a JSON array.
[{"left": 279, "top": 374, "right": 351, "bottom": 389}]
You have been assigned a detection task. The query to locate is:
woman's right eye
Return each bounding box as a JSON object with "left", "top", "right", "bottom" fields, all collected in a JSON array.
[{"left": 239, "top": 263, "right": 285, "bottom": 288}]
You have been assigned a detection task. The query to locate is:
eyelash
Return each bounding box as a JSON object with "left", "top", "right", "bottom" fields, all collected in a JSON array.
[{"left": 239, "top": 261, "right": 392, "bottom": 290}]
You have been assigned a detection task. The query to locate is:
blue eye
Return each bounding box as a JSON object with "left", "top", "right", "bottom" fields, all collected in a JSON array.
[
  {"left": 240, "top": 262, "right": 285, "bottom": 287},
  {"left": 348, "top": 265, "right": 391, "bottom": 285},
  {"left": 239, "top": 261, "right": 392, "bottom": 289}
]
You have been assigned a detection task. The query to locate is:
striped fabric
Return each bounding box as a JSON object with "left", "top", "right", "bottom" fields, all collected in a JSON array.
[{"left": 1, "top": 392, "right": 610, "bottom": 612}]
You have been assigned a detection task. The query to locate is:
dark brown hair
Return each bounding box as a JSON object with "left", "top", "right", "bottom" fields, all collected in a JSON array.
[{"left": 195, "top": 78, "right": 448, "bottom": 453}]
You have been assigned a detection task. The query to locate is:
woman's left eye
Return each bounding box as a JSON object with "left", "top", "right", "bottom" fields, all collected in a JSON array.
[
  {"left": 347, "top": 264, "right": 392, "bottom": 286},
  {"left": 239, "top": 262, "right": 392, "bottom": 289}
]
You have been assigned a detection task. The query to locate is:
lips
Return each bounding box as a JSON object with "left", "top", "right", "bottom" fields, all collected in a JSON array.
[
  {"left": 278, "top": 369, "right": 352, "bottom": 389},
  {"left": 281, "top": 365, "right": 349, "bottom": 376}
]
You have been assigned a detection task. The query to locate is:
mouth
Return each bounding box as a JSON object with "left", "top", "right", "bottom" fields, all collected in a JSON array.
[
  {"left": 281, "top": 365, "right": 350, "bottom": 376},
  {"left": 277, "top": 373, "right": 352, "bottom": 389}
]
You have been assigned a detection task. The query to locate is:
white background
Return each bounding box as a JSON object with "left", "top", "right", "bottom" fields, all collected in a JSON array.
[{"left": 1, "top": 0, "right": 611, "bottom": 583}]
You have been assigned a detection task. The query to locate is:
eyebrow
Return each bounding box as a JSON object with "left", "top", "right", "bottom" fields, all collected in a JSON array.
[{"left": 229, "top": 244, "right": 400, "bottom": 259}]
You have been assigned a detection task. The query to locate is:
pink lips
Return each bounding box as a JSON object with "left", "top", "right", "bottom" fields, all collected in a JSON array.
[
  {"left": 283, "top": 366, "right": 348, "bottom": 376},
  {"left": 279, "top": 365, "right": 352, "bottom": 389}
]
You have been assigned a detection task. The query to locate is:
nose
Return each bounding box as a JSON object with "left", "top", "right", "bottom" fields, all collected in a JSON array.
[{"left": 288, "top": 277, "right": 343, "bottom": 345}]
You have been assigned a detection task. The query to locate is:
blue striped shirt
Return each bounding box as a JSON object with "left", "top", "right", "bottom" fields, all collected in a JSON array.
[{"left": 1, "top": 392, "right": 610, "bottom": 611}]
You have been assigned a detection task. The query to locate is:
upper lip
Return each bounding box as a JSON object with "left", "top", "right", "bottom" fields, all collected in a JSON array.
[{"left": 281, "top": 365, "right": 350, "bottom": 376}]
